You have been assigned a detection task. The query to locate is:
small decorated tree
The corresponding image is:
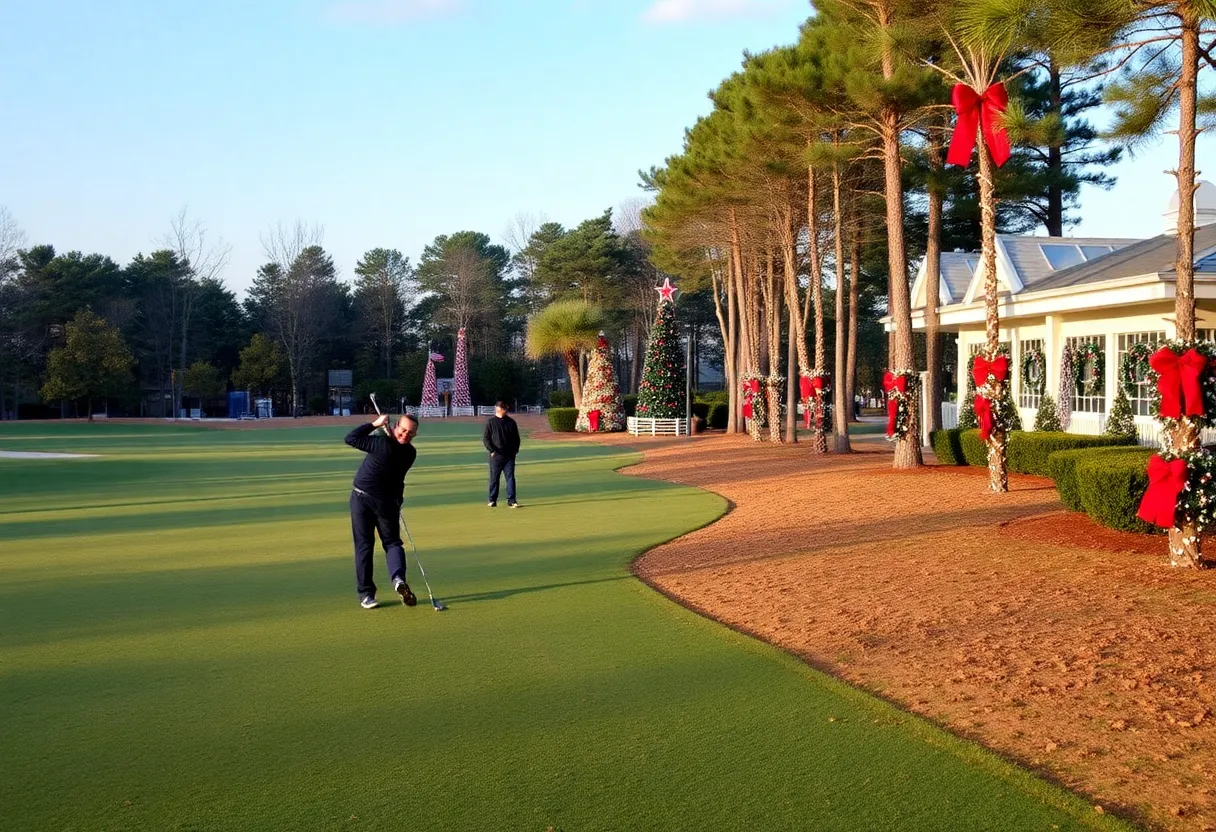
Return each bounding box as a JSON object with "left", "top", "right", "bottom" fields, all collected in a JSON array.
[
  {"left": 420, "top": 349, "right": 442, "bottom": 407},
  {"left": 452, "top": 327, "right": 471, "bottom": 408},
  {"left": 576, "top": 334, "right": 624, "bottom": 432},
  {"left": 1033, "top": 394, "right": 1063, "bottom": 432},
  {"left": 1105, "top": 388, "right": 1136, "bottom": 439},
  {"left": 636, "top": 279, "right": 686, "bottom": 419}
]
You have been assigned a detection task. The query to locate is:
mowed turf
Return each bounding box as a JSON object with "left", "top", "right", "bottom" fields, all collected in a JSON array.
[{"left": 0, "top": 422, "right": 1131, "bottom": 832}]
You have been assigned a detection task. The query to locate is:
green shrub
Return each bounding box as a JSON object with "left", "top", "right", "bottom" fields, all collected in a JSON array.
[
  {"left": 1105, "top": 388, "right": 1137, "bottom": 439},
  {"left": 691, "top": 401, "right": 710, "bottom": 420},
  {"left": 930, "top": 428, "right": 966, "bottom": 465},
  {"left": 959, "top": 430, "right": 990, "bottom": 467},
  {"left": 549, "top": 390, "right": 574, "bottom": 408},
  {"left": 546, "top": 407, "right": 578, "bottom": 432},
  {"left": 1033, "top": 394, "right": 1063, "bottom": 432},
  {"left": 1075, "top": 452, "right": 1155, "bottom": 533},
  {"left": 623, "top": 394, "right": 638, "bottom": 417},
  {"left": 696, "top": 390, "right": 729, "bottom": 404},
  {"left": 955, "top": 430, "right": 1139, "bottom": 476},
  {"left": 707, "top": 402, "right": 729, "bottom": 429},
  {"left": 1046, "top": 446, "right": 1153, "bottom": 514},
  {"left": 1006, "top": 432, "right": 1136, "bottom": 476}
]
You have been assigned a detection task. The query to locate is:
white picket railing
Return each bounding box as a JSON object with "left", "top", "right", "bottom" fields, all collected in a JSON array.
[
  {"left": 477, "top": 405, "right": 497, "bottom": 416},
  {"left": 627, "top": 416, "right": 688, "bottom": 436},
  {"left": 451, "top": 406, "right": 476, "bottom": 417}
]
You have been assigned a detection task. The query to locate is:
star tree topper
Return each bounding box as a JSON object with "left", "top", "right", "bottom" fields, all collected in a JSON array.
[{"left": 655, "top": 277, "right": 678, "bottom": 304}]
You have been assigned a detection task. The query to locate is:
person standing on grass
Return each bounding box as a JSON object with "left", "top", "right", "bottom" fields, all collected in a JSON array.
[
  {"left": 483, "top": 400, "right": 521, "bottom": 508},
  {"left": 345, "top": 412, "right": 419, "bottom": 609}
]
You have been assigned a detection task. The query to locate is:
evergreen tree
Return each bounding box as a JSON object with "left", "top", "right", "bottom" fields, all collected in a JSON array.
[
  {"left": 40, "top": 308, "right": 134, "bottom": 420},
  {"left": 636, "top": 292, "right": 686, "bottom": 419},
  {"left": 1033, "top": 393, "right": 1063, "bottom": 432},
  {"left": 1105, "top": 388, "right": 1136, "bottom": 438},
  {"left": 576, "top": 334, "right": 624, "bottom": 432}
]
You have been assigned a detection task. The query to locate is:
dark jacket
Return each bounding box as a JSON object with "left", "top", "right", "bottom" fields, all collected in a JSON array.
[
  {"left": 346, "top": 423, "right": 417, "bottom": 512},
  {"left": 483, "top": 414, "right": 521, "bottom": 459}
]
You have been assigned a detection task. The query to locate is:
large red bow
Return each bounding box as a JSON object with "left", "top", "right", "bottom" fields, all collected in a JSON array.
[
  {"left": 972, "top": 354, "right": 1009, "bottom": 389},
  {"left": 588, "top": 409, "right": 601, "bottom": 432},
  {"left": 799, "top": 375, "right": 825, "bottom": 400},
  {"left": 1150, "top": 347, "right": 1207, "bottom": 420},
  {"left": 974, "top": 394, "right": 993, "bottom": 441},
  {"left": 947, "top": 83, "right": 1011, "bottom": 168},
  {"left": 742, "top": 401, "right": 754, "bottom": 419},
  {"left": 1137, "top": 454, "right": 1189, "bottom": 527},
  {"left": 883, "top": 372, "right": 908, "bottom": 438}
]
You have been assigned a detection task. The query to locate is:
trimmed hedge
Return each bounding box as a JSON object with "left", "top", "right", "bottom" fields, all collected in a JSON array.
[
  {"left": 1046, "top": 446, "right": 1153, "bottom": 514},
  {"left": 623, "top": 394, "right": 638, "bottom": 418},
  {"left": 549, "top": 390, "right": 574, "bottom": 408},
  {"left": 930, "top": 428, "right": 966, "bottom": 465},
  {"left": 707, "top": 402, "right": 728, "bottom": 429},
  {"left": 1075, "top": 450, "right": 1155, "bottom": 533},
  {"left": 936, "top": 429, "right": 1138, "bottom": 476},
  {"left": 546, "top": 407, "right": 578, "bottom": 432}
]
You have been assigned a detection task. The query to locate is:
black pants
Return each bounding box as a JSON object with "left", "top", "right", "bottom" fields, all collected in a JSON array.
[
  {"left": 350, "top": 490, "right": 406, "bottom": 598},
  {"left": 488, "top": 454, "right": 516, "bottom": 504}
]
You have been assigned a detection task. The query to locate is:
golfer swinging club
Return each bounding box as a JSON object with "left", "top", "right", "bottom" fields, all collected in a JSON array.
[{"left": 345, "top": 412, "right": 420, "bottom": 609}]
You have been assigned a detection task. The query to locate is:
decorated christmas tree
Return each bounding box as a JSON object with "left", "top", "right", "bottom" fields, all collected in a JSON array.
[
  {"left": 1105, "top": 387, "right": 1136, "bottom": 438},
  {"left": 1033, "top": 393, "right": 1063, "bottom": 432},
  {"left": 636, "top": 278, "right": 686, "bottom": 419},
  {"left": 576, "top": 334, "right": 624, "bottom": 432},
  {"left": 420, "top": 349, "right": 442, "bottom": 407},
  {"left": 452, "top": 327, "right": 471, "bottom": 408}
]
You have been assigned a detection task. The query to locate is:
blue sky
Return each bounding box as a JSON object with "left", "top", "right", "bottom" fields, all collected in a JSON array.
[{"left": 0, "top": 0, "right": 1211, "bottom": 297}]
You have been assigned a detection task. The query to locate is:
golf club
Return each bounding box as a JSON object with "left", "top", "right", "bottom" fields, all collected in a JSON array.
[{"left": 369, "top": 391, "right": 445, "bottom": 611}]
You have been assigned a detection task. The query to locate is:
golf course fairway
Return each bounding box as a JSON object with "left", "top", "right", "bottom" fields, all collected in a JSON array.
[{"left": 0, "top": 421, "right": 1131, "bottom": 831}]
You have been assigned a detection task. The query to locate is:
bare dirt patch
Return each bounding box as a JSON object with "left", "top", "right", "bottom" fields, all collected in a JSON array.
[{"left": 553, "top": 428, "right": 1216, "bottom": 832}]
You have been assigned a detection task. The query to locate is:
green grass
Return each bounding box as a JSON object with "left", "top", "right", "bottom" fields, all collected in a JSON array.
[{"left": 0, "top": 421, "right": 1132, "bottom": 831}]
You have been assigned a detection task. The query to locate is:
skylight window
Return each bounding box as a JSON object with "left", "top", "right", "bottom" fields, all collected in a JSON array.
[
  {"left": 1040, "top": 244, "right": 1085, "bottom": 270},
  {"left": 965, "top": 257, "right": 979, "bottom": 274},
  {"left": 1079, "top": 245, "right": 1116, "bottom": 261}
]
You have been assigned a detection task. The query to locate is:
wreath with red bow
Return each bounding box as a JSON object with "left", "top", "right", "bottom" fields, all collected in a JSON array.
[{"left": 882, "top": 369, "right": 916, "bottom": 441}]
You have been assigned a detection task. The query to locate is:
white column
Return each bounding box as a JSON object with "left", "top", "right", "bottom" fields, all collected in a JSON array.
[{"left": 1044, "top": 315, "right": 1061, "bottom": 403}]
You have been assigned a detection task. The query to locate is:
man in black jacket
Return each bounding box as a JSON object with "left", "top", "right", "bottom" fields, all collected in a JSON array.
[
  {"left": 345, "top": 413, "right": 419, "bottom": 609},
  {"left": 482, "top": 400, "right": 521, "bottom": 508}
]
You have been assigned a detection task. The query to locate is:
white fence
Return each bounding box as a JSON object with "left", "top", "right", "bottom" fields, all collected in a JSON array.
[
  {"left": 451, "top": 406, "right": 476, "bottom": 417},
  {"left": 405, "top": 406, "right": 448, "bottom": 419},
  {"left": 627, "top": 416, "right": 688, "bottom": 436},
  {"left": 477, "top": 405, "right": 497, "bottom": 416}
]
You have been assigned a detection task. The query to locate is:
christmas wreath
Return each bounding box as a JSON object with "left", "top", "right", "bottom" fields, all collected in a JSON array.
[
  {"left": 741, "top": 373, "right": 766, "bottom": 440},
  {"left": 882, "top": 368, "right": 917, "bottom": 441},
  {"left": 800, "top": 369, "right": 828, "bottom": 433},
  {"left": 1119, "top": 342, "right": 1155, "bottom": 398},
  {"left": 1072, "top": 341, "right": 1105, "bottom": 397},
  {"left": 1020, "top": 349, "right": 1046, "bottom": 396}
]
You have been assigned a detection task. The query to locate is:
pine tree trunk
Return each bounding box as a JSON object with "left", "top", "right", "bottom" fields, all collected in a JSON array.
[
  {"left": 925, "top": 140, "right": 944, "bottom": 433},
  {"left": 882, "top": 107, "right": 922, "bottom": 468},
  {"left": 977, "top": 137, "right": 1009, "bottom": 493},
  {"left": 848, "top": 233, "right": 860, "bottom": 423},
  {"left": 832, "top": 158, "right": 851, "bottom": 454},
  {"left": 786, "top": 305, "right": 798, "bottom": 443},
  {"left": 1047, "top": 63, "right": 1064, "bottom": 237},
  {"left": 1170, "top": 12, "right": 1204, "bottom": 567}
]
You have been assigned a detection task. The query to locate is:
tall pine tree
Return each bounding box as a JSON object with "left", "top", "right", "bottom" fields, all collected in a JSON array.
[{"left": 636, "top": 285, "right": 686, "bottom": 419}]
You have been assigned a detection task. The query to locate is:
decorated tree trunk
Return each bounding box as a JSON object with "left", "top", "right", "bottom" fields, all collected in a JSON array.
[
  {"left": 1137, "top": 342, "right": 1211, "bottom": 568},
  {"left": 576, "top": 334, "right": 625, "bottom": 432},
  {"left": 766, "top": 375, "right": 784, "bottom": 444},
  {"left": 452, "top": 327, "right": 471, "bottom": 408},
  {"left": 741, "top": 374, "right": 765, "bottom": 441}
]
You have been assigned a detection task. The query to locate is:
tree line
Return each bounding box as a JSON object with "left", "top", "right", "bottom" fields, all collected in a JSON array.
[{"left": 0, "top": 207, "right": 723, "bottom": 420}]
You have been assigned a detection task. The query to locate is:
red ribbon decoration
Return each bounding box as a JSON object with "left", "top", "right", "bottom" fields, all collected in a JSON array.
[
  {"left": 742, "top": 400, "right": 753, "bottom": 419},
  {"left": 974, "top": 394, "right": 993, "bottom": 441},
  {"left": 947, "top": 83, "right": 1012, "bottom": 168},
  {"left": 747, "top": 378, "right": 761, "bottom": 394},
  {"left": 588, "top": 409, "right": 600, "bottom": 432},
  {"left": 1137, "top": 454, "right": 1189, "bottom": 527},
  {"left": 1150, "top": 347, "right": 1208, "bottom": 419},
  {"left": 799, "top": 376, "right": 812, "bottom": 400},
  {"left": 972, "top": 354, "right": 1009, "bottom": 388},
  {"left": 882, "top": 371, "right": 908, "bottom": 438}
]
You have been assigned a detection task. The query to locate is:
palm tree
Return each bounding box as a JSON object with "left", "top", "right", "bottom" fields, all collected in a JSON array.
[{"left": 525, "top": 299, "right": 603, "bottom": 410}]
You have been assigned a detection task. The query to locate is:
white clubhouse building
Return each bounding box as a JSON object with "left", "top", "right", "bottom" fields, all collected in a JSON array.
[{"left": 902, "top": 183, "right": 1216, "bottom": 445}]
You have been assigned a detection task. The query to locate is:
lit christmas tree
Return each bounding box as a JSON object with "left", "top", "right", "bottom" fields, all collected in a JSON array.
[
  {"left": 576, "top": 334, "right": 624, "bottom": 432},
  {"left": 636, "top": 278, "right": 686, "bottom": 419},
  {"left": 420, "top": 349, "right": 442, "bottom": 407},
  {"left": 453, "top": 327, "right": 471, "bottom": 408}
]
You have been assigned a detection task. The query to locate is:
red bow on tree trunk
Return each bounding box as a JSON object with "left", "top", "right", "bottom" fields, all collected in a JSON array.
[
  {"left": 972, "top": 354, "right": 1009, "bottom": 387},
  {"left": 883, "top": 371, "right": 907, "bottom": 438},
  {"left": 588, "top": 409, "right": 601, "bottom": 432},
  {"left": 1137, "top": 453, "right": 1189, "bottom": 527},
  {"left": 1150, "top": 347, "right": 1208, "bottom": 419},
  {"left": 947, "top": 83, "right": 1012, "bottom": 168},
  {"left": 974, "top": 394, "right": 993, "bottom": 441}
]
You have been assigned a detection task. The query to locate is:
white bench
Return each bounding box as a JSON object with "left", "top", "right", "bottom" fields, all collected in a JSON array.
[
  {"left": 477, "top": 405, "right": 497, "bottom": 416},
  {"left": 627, "top": 416, "right": 688, "bottom": 436}
]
